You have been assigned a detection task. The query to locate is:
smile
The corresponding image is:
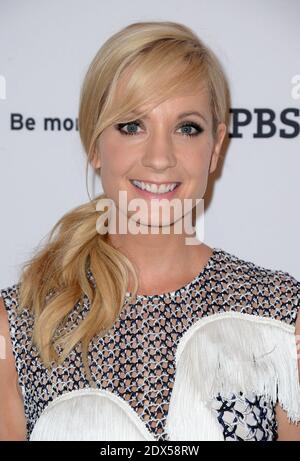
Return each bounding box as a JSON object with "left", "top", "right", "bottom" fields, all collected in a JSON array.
[{"left": 130, "top": 180, "right": 180, "bottom": 194}]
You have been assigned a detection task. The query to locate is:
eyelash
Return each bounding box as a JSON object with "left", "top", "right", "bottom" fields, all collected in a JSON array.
[{"left": 115, "top": 120, "right": 204, "bottom": 137}]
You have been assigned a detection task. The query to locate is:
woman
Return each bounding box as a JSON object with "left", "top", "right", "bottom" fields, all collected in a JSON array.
[{"left": 0, "top": 21, "right": 299, "bottom": 442}]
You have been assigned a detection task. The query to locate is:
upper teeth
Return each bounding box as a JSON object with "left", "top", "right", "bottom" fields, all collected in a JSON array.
[{"left": 132, "top": 180, "right": 178, "bottom": 194}]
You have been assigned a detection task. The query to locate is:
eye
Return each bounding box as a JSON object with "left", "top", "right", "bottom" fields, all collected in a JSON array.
[
  {"left": 115, "top": 120, "right": 142, "bottom": 136},
  {"left": 178, "top": 122, "right": 203, "bottom": 137},
  {"left": 115, "top": 120, "right": 204, "bottom": 137}
]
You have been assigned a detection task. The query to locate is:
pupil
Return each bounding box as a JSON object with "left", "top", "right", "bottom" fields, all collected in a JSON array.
[{"left": 128, "top": 123, "right": 136, "bottom": 133}]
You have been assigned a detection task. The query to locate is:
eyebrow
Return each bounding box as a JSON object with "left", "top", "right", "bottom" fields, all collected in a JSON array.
[{"left": 131, "top": 110, "right": 208, "bottom": 124}]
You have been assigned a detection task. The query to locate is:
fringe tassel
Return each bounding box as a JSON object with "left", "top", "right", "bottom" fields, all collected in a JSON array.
[
  {"left": 166, "top": 312, "right": 300, "bottom": 440},
  {"left": 30, "top": 388, "right": 155, "bottom": 441}
]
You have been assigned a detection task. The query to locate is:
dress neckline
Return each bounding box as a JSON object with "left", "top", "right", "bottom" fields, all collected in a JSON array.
[{"left": 125, "top": 247, "right": 222, "bottom": 301}]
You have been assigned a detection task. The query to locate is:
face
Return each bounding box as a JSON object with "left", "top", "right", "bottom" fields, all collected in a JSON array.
[{"left": 92, "top": 85, "right": 226, "bottom": 231}]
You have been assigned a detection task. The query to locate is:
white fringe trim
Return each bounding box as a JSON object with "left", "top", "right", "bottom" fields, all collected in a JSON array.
[
  {"left": 166, "top": 311, "right": 300, "bottom": 441},
  {"left": 30, "top": 388, "right": 156, "bottom": 441}
]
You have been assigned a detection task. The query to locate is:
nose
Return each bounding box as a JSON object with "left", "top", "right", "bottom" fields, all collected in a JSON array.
[{"left": 141, "top": 129, "right": 177, "bottom": 171}]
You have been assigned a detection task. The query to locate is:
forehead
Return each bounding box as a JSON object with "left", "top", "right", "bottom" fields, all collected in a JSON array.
[
  {"left": 118, "top": 57, "right": 208, "bottom": 94},
  {"left": 137, "top": 92, "right": 210, "bottom": 129},
  {"left": 115, "top": 78, "right": 210, "bottom": 117},
  {"left": 143, "top": 90, "right": 209, "bottom": 112},
  {"left": 110, "top": 58, "right": 212, "bottom": 125}
]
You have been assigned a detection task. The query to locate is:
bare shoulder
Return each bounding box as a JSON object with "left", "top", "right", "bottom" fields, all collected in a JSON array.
[
  {"left": 275, "top": 403, "right": 300, "bottom": 441},
  {"left": 0, "top": 297, "right": 27, "bottom": 440},
  {"left": 0, "top": 296, "right": 18, "bottom": 381}
]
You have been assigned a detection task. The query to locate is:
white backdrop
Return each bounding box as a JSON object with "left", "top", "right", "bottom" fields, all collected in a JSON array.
[{"left": 0, "top": 0, "right": 299, "bottom": 288}]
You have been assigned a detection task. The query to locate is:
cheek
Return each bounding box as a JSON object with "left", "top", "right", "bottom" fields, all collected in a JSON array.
[
  {"left": 184, "top": 142, "right": 212, "bottom": 179},
  {"left": 189, "top": 167, "right": 210, "bottom": 200},
  {"left": 97, "top": 139, "right": 134, "bottom": 198},
  {"left": 183, "top": 144, "right": 213, "bottom": 198},
  {"left": 99, "top": 138, "right": 133, "bottom": 175}
]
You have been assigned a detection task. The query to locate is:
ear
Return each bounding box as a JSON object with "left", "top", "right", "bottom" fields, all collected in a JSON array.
[
  {"left": 209, "top": 123, "right": 227, "bottom": 174},
  {"left": 90, "top": 145, "right": 101, "bottom": 170}
]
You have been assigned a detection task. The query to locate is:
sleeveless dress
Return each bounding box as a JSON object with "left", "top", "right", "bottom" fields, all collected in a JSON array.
[{"left": 1, "top": 247, "right": 300, "bottom": 441}]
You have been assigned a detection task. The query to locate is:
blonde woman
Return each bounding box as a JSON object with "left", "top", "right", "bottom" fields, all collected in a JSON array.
[{"left": 0, "top": 21, "right": 299, "bottom": 442}]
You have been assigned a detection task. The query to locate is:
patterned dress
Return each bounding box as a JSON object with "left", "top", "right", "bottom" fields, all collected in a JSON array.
[{"left": 1, "top": 247, "right": 300, "bottom": 441}]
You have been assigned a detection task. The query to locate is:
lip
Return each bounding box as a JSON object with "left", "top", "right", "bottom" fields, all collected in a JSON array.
[
  {"left": 129, "top": 179, "right": 181, "bottom": 200},
  {"left": 130, "top": 179, "right": 181, "bottom": 185}
]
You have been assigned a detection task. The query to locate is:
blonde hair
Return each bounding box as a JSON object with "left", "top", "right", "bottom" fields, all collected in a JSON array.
[{"left": 17, "top": 21, "right": 230, "bottom": 385}]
